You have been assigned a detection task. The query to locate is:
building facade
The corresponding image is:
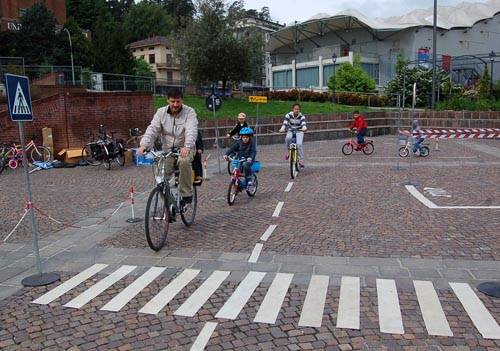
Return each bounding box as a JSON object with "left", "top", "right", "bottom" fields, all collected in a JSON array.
[
  {"left": 127, "top": 36, "right": 183, "bottom": 93},
  {"left": 266, "top": 1, "right": 500, "bottom": 91},
  {"left": 0, "top": 0, "right": 66, "bottom": 31}
]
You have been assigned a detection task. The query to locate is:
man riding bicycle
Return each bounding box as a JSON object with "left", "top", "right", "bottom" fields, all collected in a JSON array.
[
  {"left": 137, "top": 88, "right": 198, "bottom": 205},
  {"left": 279, "top": 103, "right": 307, "bottom": 167}
]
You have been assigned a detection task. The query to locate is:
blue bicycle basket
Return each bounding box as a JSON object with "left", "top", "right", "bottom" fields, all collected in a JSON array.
[{"left": 251, "top": 161, "right": 261, "bottom": 173}]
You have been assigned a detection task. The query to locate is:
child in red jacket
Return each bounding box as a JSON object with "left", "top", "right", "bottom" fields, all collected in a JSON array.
[{"left": 349, "top": 110, "right": 368, "bottom": 149}]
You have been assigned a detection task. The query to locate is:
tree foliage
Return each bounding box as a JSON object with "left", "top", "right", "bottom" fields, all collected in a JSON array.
[
  {"left": 173, "top": 0, "right": 263, "bottom": 90},
  {"left": 65, "top": 0, "right": 107, "bottom": 30},
  {"left": 15, "top": 3, "right": 65, "bottom": 65},
  {"left": 384, "top": 54, "right": 459, "bottom": 107},
  {"left": 327, "top": 53, "right": 376, "bottom": 93},
  {"left": 61, "top": 18, "right": 95, "bottom": 68},
  {"left": 133, "top": 57, "right": 154, "bottom": 77},
  {"left": 123, "top": 2, "right": 172, "bottom": 43}
]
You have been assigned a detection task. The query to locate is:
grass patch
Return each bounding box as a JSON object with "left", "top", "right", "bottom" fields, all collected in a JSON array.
[{"left": 154, "top": 95, "right": 369, "bottom": 119}]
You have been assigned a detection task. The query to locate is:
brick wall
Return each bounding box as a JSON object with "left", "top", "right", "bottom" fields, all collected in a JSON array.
[{"left": 0, "top": 92, "right": 153, "bottom": 152}]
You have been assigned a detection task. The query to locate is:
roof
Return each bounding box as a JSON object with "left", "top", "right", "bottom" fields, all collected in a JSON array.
[
  {"left": 127, "top": 36, "right": 170, "bottom": 49},
  {"left": 267, "top": 0, "right": 500, "bottom": 51}
]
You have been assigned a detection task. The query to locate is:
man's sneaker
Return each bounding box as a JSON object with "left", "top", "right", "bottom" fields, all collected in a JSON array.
[
  {"left": 299, "top": 160, "right": 305, "bottom": 168},
  {"left": 181, "top": 195, "right": 193, "bottom": 205}
]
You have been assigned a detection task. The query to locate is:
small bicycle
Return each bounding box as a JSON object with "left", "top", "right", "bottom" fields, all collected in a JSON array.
[
  {"left": 226, "top": 156, "right": 259, "bottom": 206},
  {"left": 226, "top": 135, "right": 241, "bottom": 175},
  {"left": 342, "top": 130, "right": 374, "bottom": 156},
  {"left": 3, "top": 139, "right": 51, "bottom": 169},
  {"left": 398, "top": 136, "right": 430, "bottom": 157},
  {"left": 145, "top": 148, "right": 198, "bottom": 251}
]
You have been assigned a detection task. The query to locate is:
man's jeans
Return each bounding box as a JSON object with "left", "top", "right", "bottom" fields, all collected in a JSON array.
[
  {"left": 357, "top": 128, "right": 367, "bottom": 145},
  {"left": 413, "top": 137, "right": 424, "bottom": 153}
]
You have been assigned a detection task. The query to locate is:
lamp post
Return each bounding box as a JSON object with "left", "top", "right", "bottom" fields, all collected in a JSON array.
[
  {"left": 431, "top": 0, "right": 438, "bottom": 109},
  {"left": 489, "top": 51, "right": 496, "bottom": 97},
  {"left": 332, "top": 53, "right": 337, "bottom": 103},
  {"left": 63, "top": 28, "right": 76, "bottom": 85}
]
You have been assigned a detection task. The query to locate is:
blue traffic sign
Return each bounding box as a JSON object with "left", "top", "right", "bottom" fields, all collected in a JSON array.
[{"left": 5, "top": 73, "right": 33, "bottom": 122}]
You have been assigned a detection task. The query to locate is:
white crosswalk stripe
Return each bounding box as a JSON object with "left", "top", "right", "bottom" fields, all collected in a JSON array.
[
  {"left": 101, "top": 267, "right": 166, "bottom": 312},
  {"left": 414, "top": 280, "right": 453, "bottom": 336},
  {"left": 32, "top": 264, "right": 108, "bottom": 305},
  {"left": 215, "top": 271, "right": 266, "bottom": 320},
  {"left": 450, "top": 283, "right": 500, "bottom": 339},
  {"left": 377, "top": 279, "right": 404, "bottom": 334},
  {"left": 254, "top": 273, "right": 293, "bottom": 324},
  {"left": 65, "top": 265, "right": 137, "bottom": 309},
  {"left": 139, "top": 269, "right": 200, "bottom": 315},
  {"left": 298, "top": 275, "right": 329, "bottom": 328},
  {"left": 336, "top": 276, "right": 360, "bottom": 330},
  {"left": 175, "top": 270, "right": 231, "bottom": 317},
  {"left": 30, "top": 264, "right": 500, "bottom": 341}
]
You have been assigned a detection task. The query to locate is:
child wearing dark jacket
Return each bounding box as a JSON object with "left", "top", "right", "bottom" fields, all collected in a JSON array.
[{"left": 192, "top": 130, "right": 204, "bottom": 184}]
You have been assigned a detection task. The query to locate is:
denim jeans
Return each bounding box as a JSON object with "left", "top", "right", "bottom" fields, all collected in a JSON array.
[
  {"left": 285, "top": 131, "right": 304, "bottom": 160},
  {"left": 357, "top": 128, "right": 367, "bottom": 145},
  {"left": 413, "top": 137, "right": 424, "bottom": 153}
]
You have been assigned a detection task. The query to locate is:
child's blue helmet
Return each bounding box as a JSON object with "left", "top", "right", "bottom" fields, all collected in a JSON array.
[{"left": 239, "top": 127, "right": 254, "bottom": 136}]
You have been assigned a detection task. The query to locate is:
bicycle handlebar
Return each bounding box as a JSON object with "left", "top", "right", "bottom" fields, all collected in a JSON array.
[{"left": 150, "top": 149, "right": 180, "bottom": 159}]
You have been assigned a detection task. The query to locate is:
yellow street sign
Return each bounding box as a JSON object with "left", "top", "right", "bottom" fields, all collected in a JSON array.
[{"left": 248, "top": 96, "right": 268, "bottom": 103}]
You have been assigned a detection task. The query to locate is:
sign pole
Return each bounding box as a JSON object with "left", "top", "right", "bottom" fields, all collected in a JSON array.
[
  {"left": 212, "top": 87, "right": 222, "bottom": 174},
  {"left": 5, "top": 73, "right": 59, "bottom": 287},
  {"left": 255, "top": 103, "right": 259, "bottom": 149}
]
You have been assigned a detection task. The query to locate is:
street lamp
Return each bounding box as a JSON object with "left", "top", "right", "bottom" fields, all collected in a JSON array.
[
  {"left": 63, "top": 28, "right": 76, "bottom": 86},
  {"left": 431, "top": 0, "right": 437, "bottom": 109},
  {"left": 332, "top": 53, "right": 337, "bottom": 103},
  {"left": 489, "top": 50, "right": 496, "bottom": 97}
]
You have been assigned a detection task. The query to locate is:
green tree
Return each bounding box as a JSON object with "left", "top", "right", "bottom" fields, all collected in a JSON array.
[
  {"left": 133, "top": 57, "right": 154, "bottom": 77},
  {"left": 384, "top": 54, "right": 457, "bottom": 107},
  {"left": 66, "top": 0, "right": 107, "bottom": 30},
  {"left": 92, "top": 12, "right": 134, "bottom": 74},
  {"left": 149, "top": 0, "right": 195, "bottom": 28},
  {"left": 173, "top": 0, "right": 263, "bottom": 90},
  {"left": 0, "top": 31, "right": 17, "bottom": 57},
  {"left": 327, "top": 53, "right": 376, "bottom": 93},
  {"left": 478, "top": 65, "right": 490, "bottom": 99},
  {"left": 106, "top": 0, "right": 134, "bottom": 21},
  {"left": 123, "top": 2, "right": 172, "bottom": 43},
  {"left": 15, "top": 3, "right": 65, "bottom": 64}
]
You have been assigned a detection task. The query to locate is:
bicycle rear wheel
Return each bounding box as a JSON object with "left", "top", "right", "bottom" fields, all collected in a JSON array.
[
  {"left": 246, "top": 174, "right": 258, "bottom": 197},
  {"left": 145, "top": 187, "right": 170, "bottom": 251},
  {"left": 30, "top": 146, "right": 51, "bottom": 163},
  {"left": 362, "top": 142, "right": 374, "bottom": 155},
  {"left": 181, "top": 186, "right": 197, "bottom": 226}
]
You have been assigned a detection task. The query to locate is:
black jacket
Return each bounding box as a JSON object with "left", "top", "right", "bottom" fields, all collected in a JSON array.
[
  {"left": 225, "top": 139, "right": 256, "bottom": 161},
  {"left": 228, "top": 121, "right": 248, "bottom": 137},
  {"left": 195, "top": 130, "right": 204, "bottom": 152}
]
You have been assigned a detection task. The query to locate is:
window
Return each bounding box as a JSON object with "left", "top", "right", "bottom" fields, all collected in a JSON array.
[
  {"left": 148, "top": 47, "right": 154, "bottom": 50},
  {"left": 166, "top": 54, "right": 173, "bottom": 65},
  {"left": 167, "top": 71, "right": 173, "bottom": 81},
  {"left": 149, "top": 54, "right": 155, "bottom": 64}
]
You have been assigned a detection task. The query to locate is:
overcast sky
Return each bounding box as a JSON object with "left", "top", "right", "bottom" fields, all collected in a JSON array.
[{"left": 244, "top": 0, "right": 490, "bottom": 24}]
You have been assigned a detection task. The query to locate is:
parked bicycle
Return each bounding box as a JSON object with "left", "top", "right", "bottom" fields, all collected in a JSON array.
[
  {"left": 81, "top": 125, "right": 125, "bottom": 169},
  {"left": 2, "top": 139, "right": 51, "bottom": 170},
  {"left": 226, "top": 155, "right": 259, "bottom": 206},
  {"left": 125, "top": 128, "right": 143, "bottom": 149},
  {"left": 145, "top": 148, "right": 198, "bottom": 251},
  {"left": 0, "top": 143, "right": 10, "bottom": 174},
  {"left": 342, "top": 130, "right": 374, "bottom": 156}
]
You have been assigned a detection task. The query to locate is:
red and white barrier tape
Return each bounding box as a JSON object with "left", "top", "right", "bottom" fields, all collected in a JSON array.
[
  {"left": 417, "top": 128, "right": 500, "bottom": 139},
  {"left": 2, "top": 208, "right": 29, "bottom": 244}
]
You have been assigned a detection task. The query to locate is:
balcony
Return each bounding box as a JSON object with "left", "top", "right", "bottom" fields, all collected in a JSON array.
[{"left": 156, "top": 62, "right": 179, "bottom": 69}]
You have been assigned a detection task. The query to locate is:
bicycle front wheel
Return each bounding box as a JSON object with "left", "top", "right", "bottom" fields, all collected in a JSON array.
[
  {"left": 181, "top": 186, "right": 197, "bottom": 226},
  {"left": 290, "top": 149, "right": 297, "bottom": 179},
  {"left": 145, "top": 187, "right": 169, "bottom": 251},
  {"left": 30, "top": 146, "right": 51, "bottom": 163},
  {"left": 82, "top": 145, "right": 102, "bottom": 166},
  {"left": 420, "top": 146, "right": 430, "bottom": 157},
  {"left": 342, "top": 143, "right": 353, "bottom": 156},
  {"left": 227, "top": 179, "right": 238, "bottom": 206},
  {"left": 398, "top": 146, "right": 409, "bottom": 157}
]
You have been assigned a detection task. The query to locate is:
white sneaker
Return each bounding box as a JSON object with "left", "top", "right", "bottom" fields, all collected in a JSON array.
[{"left": 414, "top": 150, "right": 420, "bottom": 156}]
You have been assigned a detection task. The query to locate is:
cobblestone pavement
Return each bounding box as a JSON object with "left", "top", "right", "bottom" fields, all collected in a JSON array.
[
  {"left": 1, "top": 268, "right": 500, "bottom": 350},
  {"left": 1, "top": 136, "right": 499, "bottom": 350},
  {"left": 100, "top": 137, "right": 500, "bottom": 260}
]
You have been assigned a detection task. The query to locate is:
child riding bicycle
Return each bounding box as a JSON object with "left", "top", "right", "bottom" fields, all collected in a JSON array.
[
  {"left": 279, "top": 103, "right": 307, "bottom": 167},
  {"left": 349, "top": 110, "right": 368, "bottom": 149},
  {"left": 223, "top": 127, "right": 256, "bottom": 187}
]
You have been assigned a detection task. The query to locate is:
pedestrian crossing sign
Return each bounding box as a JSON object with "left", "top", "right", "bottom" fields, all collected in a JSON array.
[{"left": 5, "top": 73, "right": 33, "bottom": 121}]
